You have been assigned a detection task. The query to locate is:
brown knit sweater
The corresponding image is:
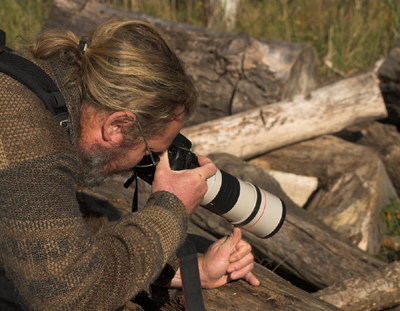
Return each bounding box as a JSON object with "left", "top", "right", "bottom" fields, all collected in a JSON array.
[{"left": 0, "top": 50, "right": 188, "bottom": 310}]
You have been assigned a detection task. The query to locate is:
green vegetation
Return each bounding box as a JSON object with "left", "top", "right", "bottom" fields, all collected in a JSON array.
[
  {"left": 0, "top": 0, "right": 53, "bottom": 49},
  {"left": 108, "top": 0, "right": 400, "bottom": 77},
  {"left": 379, "top": 197, "right": 400, "bottom": 262},
  {"left": 2, "top": 0, "right": 400, "bottom": 77}
]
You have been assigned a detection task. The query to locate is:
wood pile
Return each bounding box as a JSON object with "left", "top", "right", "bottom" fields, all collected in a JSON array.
[{"left": 31, "top": 1, "right": 400, "bottom": 310}]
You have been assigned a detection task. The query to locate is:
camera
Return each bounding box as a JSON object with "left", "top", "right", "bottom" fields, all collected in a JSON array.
[{"left": 135, "top": 133, "right": 286, "bottom": 239}]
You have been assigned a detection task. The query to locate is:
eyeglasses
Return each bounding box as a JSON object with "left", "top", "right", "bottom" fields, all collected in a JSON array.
[{"left": 135, "top": 119, "right": 161, "bottom": 168}]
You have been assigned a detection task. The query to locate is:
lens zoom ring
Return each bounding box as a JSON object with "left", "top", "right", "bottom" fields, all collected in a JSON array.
[
  {"left": 202, "top": 170, "right": 240, "bottom": 215},
  {"left": 235, "top": 185, "right": 261, "bottom": 227}
]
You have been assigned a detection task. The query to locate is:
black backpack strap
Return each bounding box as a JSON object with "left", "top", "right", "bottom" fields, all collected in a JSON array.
[
  {"left": 0, "top": 30, "right": 69, "bottom": 131},
  {"left": 0, "top": 29, "right": 5, "bottom": 47}
]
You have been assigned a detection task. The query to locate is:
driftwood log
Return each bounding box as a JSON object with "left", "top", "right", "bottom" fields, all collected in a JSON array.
[
  {"left": 36, "top": 1, "right": 400, "bottom": 310},
  {"left": 312, "top": 261, "right": 400, "bottom": 311},
  {"left": 248, "top": 168, "right": 318, "bottom": 208},
  {"left": 191, "top": 153, "right": 387, "bottom": 289},
  {"left": 252, "top": 135, "right": 398, "bottom": 255},
  {"left": 163, "top": 263, "right": 341, "bottom": 311},
  {"left": 181, "top": 70, "right": 387, "bottom": 159},
  {"left": 378, "top": 43, "right": 400, "bottom": 130},
  {"left": 45, "top": 0, "right": 318, "bottom": 126},
  {"left": 336, "top": 121, "right": 400, "bottom": 197},
  {"left": 78, "top": 178, "right": 341, "bottom": 311}
]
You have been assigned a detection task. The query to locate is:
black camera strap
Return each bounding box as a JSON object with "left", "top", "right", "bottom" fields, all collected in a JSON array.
[
  {"left": 124, "top": 171, "right": 139, "bottom": 212},
  {"left": 176, "top": 240, "right": 206, "bottom": 311},
  {"left": 125, "top": 172, "right": 206, "bottom": 311}
]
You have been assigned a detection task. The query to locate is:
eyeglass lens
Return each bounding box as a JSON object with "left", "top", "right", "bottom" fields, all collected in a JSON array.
[{"left": 136, "top": 153, "right": 161, "bottom": 168}]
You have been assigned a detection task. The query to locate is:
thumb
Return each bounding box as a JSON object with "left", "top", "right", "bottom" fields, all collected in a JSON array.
[{"left": 224, "top": 227, "right": 242, "bottom": 249}]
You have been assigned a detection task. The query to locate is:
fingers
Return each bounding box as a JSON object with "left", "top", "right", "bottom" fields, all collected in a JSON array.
[
  {"left": 227, "top": 248, "right": 253, "bottom": 276},
  {"left": 226, "top": 228, "right": 260, "bottom": 286},
  {"left": 227, "top": 255, "right": 260, "bottom": 286},
  {"left": 245, "top": 272, "right": 260, "bottom": 286},
  {"left": 152, "top": 153, "right": 216, "bottom": 215},
  {"left": 229, "top": 235, "right": 251, "bottom": 263},
  {"left": 200, "top": 227, "right": 260, "bottom": 288}
]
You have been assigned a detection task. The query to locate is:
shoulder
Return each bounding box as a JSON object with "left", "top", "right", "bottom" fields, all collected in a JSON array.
[{"left": 0, "top": 49, "right": 76, "bottom": 169}]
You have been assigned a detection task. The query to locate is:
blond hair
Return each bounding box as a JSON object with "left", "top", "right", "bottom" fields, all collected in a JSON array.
[{"left": 30, "top": 19, "right": 197, "bottom": 138}]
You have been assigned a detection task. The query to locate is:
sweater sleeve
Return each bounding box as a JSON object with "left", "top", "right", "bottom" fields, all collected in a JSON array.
[{"left": 0, "top": 152, "right": 188, "bottom": 311}]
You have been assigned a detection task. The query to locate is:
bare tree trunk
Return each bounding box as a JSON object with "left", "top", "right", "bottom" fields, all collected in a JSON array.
[{"left": 208, "top": 0, "right": 241, "bottom": 30}]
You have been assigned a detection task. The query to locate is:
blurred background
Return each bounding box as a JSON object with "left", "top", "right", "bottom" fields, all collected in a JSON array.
[{"left": 1, "top": 0, "right": 400, "bottom": 79}]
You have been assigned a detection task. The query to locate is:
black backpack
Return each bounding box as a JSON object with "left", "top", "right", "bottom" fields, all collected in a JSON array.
[{"left": 0, "top": 29, "right": 69, "bottom": 131}]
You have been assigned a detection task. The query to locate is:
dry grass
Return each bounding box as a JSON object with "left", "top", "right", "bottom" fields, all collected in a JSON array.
[
  {"left": 107, "top": 0, "right": 400, "bottom": 77},
  {"left": 2, "top": 0, "right": 400, "bottom": 77}
]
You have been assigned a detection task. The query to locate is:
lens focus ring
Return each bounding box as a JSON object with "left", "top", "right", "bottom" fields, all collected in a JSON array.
[{"left": 202, "top": 169, "right": 240, "bottom": 216}]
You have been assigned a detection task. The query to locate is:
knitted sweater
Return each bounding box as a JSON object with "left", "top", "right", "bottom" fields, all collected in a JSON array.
[{"left": 0, "top": 50, "right": 188, "bottom": 310}]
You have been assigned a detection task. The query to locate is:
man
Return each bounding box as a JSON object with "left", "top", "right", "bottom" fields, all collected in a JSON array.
[{"left": 0, "top": 19, "right": 258, "bottom": 310}]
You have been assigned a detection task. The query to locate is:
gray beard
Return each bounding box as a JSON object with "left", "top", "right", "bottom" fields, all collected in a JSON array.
[{"left": 76, "top": 142, "right": 128, "bottom": 189}]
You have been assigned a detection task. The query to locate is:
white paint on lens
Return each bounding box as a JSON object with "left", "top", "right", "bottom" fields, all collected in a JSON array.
[
  {"left": 202, "top": 169, "right": 223, "bottom": 205},
  {"left": 222, "top": 180, "right": 256, "bottom": 222},
  {"left": 201, "top": 169, "right": 285, "bottom": 238},
  {"left": 240, "top": 188, "right": 284, "bottom": 237},
  {"left": 224, "top": 182, "right": 284, "bottom": 237}
]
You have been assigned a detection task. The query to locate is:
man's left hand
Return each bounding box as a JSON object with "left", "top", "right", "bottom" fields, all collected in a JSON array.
[{"left": 198, "top": 227, "right": 260, "bottom": 289}]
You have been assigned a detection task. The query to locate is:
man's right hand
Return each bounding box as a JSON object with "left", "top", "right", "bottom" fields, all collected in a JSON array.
[{"left": 151, "top": 151, "right": 217, "bottom": 216}]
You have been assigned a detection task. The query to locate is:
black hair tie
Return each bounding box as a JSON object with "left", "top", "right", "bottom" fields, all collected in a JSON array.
[{"left": 78, "top": 39, "right": 88, "bottom": 55}]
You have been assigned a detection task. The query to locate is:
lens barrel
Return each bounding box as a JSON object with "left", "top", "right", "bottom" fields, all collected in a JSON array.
[
  {"left": 202, "top": 169, "right": 286, "bottom": 238},
  {"left": 135, "top": 133, "right": 286, "bottom": 239}
]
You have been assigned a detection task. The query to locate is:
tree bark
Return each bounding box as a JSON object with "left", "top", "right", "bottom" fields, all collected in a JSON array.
[
  {"left": 253, "top": 135, "right": 398, "bottom": 255},
  {"left": 181, "top": 71, "right": 387, "bottom": 159},
  {"left": 190, "top": 153, "right": 387, "bottom": 289},
  {"left": 45, "top": 0, "right": 319, "bottom": 126},
  {"left": 247, "top": 166, "right": 319, "bottom": 208},
  {"left": 79, "top": 177, "right": 341, "bottom": 311},
  {"left": 313, "top": 261, "right": 400, "bottom": 311},
  {"left": 207, "top": 0, "right": 241, "bottom": 30},
  {"left": 378, "top": 45, "right": 400, "bottom": 130},
  {"left": 163, "top": 263, "right": 341, "bottom": 311},
  {"left": 335, "top": 121, "right": 400, "bottom": 197}
]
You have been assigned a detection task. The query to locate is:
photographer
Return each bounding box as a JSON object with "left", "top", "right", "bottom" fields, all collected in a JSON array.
[{"left": 0, "top": 19, "right": 258, "bottom": 310}]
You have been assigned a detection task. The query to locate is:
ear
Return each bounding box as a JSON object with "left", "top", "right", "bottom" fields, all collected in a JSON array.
[{"left": 102, "top": 110, "right": 136, "bottom": 145}]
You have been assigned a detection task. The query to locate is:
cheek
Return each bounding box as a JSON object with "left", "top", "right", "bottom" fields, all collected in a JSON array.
[{"left": 121, "top": 147, "right": 145, "bottom": 168}]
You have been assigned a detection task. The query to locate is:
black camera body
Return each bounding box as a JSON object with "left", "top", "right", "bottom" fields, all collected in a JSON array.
[
  {"left": 135, "top": 133, "right": 286, "bottom": 239},
  {"left": 135, "top": 133, "right": 198, "bottom": 184}
]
